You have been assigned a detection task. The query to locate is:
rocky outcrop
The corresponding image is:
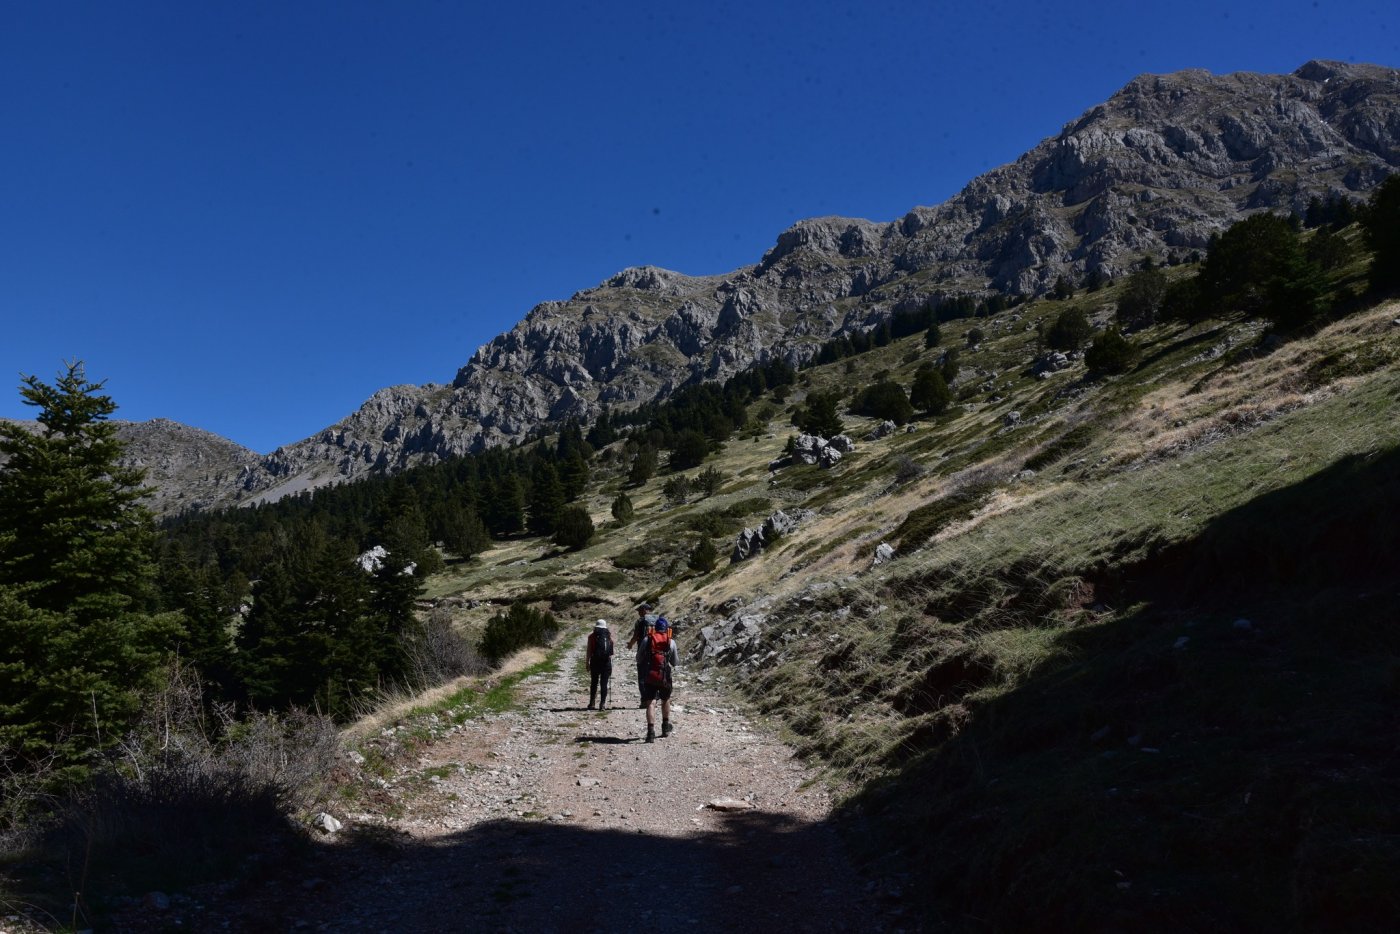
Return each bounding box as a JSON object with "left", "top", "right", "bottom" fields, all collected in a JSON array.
[
  {"left": 731, "top": 509, "right": 817, "bottom": 562},
  {"left": 121, "top": 62, "right": 1400, "bottom": 511}
]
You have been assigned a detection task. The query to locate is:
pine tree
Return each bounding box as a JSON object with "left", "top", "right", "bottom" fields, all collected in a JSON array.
[
  {"left": 910, "top": 364, "right": 953, "bottom": 415},
  {"left": 611, "top": 492, "right": 635, "bottom": 524},
  {"left": 527, "top": 461, "right": 565, "bottom": 536},
  {"left": 1362, "top": 174, "right": 1400, "bottom": 294},
  {"left": 688, "top": 538, "right": 718, "bottom": 573},
  {"left": 553, "top": 506, "right": 595, "bottom": 551},
  {"left": 627, "top": 447, "right": 658, "bottom": 487},
  {"left": 0, "top": 363, "right": 181, "bottom": 770},
  {"left": 795, "top": 391, "right": 844, "bottom": 439}
]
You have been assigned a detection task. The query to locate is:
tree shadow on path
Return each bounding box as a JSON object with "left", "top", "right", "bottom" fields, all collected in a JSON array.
[{"left": 206, "top": 808, "right": 887, "bottom": 934}]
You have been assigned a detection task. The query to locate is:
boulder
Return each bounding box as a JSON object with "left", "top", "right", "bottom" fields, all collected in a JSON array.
[{"left": 866, "top": 420, "right": 897, "bottom": 441}]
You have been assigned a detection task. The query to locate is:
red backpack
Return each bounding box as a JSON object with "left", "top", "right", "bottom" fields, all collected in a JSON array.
[{"left": 645, "top": 628, "right": 672, "bottom": 687}]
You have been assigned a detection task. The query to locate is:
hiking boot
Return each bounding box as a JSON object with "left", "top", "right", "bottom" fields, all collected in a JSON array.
[
  {"left": 645, "top": 727, "right": 656, "bottom": 743},
  {"left": 586, "top": 703, "right": 595, "bottom": 710},
  {"left": 662, "top": 720, "right": 673, "bottom": 738}
]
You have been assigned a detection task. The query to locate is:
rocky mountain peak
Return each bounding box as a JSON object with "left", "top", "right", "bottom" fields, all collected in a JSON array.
[{"left": 116, "top": 61, "right": 1400, "bottom": 514}]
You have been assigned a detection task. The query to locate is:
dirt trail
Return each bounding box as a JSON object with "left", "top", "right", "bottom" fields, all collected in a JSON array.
[{"left": 157, "top": 632, "right": 907, "bottom": 933}]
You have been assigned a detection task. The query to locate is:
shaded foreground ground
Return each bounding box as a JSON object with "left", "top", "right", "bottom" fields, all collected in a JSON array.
[{"left": 103, "top": 634, "right": 904, "bottom": 933}]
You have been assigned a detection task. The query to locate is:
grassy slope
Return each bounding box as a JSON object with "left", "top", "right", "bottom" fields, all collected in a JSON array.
[{"left": 418, "top": 242, "right": 1400, "bottom": 929}]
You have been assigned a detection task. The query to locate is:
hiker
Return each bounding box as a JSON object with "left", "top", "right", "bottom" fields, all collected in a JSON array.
[
  {"left": 639, "top": 618, "right": 679, "bottom": 743},
  {"left": 585, "top": 619, "right": 613, "bottom": 709},
  {"left": 627, "top": 601, "right": 659, "bottom": 693}
]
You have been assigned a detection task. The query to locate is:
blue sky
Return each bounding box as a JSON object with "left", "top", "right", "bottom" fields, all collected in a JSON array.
[{"left": 2, "top": 1, "right": 1395, "bottom": 453}]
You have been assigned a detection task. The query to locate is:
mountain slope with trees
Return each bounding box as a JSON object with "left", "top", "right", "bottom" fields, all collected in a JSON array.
[
  {"left": 3, "top": 83, "right": 1400, "bottom": 934},
  {"left": 111, "top": 60, "right": 1400, "bottom": 514}
]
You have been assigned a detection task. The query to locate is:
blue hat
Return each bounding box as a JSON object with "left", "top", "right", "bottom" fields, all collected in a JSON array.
[{"left": 654, "top": 619, "right": 669, "bottom": 633}]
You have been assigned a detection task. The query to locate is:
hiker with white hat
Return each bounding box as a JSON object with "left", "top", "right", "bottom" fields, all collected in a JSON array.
[{"left": 585, "top": 619, "right": 614, "bottom": 710}]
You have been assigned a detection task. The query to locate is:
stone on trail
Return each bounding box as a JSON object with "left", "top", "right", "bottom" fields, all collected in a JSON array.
[
  {"left": 313, "top": 812, "right": 343, "bottom": 834},
  {"left": 706, "top": 797, "right": 756, "bottom": 812}
]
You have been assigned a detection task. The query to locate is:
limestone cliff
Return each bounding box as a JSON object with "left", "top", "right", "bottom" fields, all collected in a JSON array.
[{"left": 117, "top": 61, "right": 1400, "bottom": 512}]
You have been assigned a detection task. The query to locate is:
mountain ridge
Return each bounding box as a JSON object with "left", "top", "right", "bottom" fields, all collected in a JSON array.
[{"left": 113, "top": 59, "right": 1400, "bottom": 513}]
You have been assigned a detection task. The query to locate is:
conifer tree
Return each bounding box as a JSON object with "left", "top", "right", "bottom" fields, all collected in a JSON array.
[
  {"left": 1362, "top": 174, "right": 1400, "bottom": 294},
  {"left": 611, "top": 492, "right": 635, "bottom": 524},
  {"left": 688, "top": 537, "right": 718, "bottom": 573},
  {"left": 527, "top": 461, "right": 565, "bottom": 536},
  {"left": 627, "top": 447, "right": 658, "bottom": 487},
  {"left": 910, "top": 364, "right": 953, "bottom": 415},
  {"left": 0, "top": 363, "right": 181, "bottom": 770},
  {"left": 553, "top": 505, "right": 595, "bottom": 551}
]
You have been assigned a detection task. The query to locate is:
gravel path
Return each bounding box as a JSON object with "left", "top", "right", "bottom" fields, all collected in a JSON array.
[{"left": 128, "top": 633, "right": 907, "bottom": 933}]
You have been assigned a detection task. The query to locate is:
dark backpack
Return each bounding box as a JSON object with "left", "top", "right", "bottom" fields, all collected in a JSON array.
[
  {"left": 645, "top": 629, "right": 672, "bottom": 687},
  {"left": 591, "top": 630, "right": 612, "bottom": 665}
]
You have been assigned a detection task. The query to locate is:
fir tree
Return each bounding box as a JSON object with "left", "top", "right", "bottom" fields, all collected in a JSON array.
[
  {"left": 627, "top": 447, "right": 658, "bottom": 487},
  {"left": 688, "top": 538, "right": 718, "bottom": 573},
  {"left": 910, "top": 364, "right": 953, "bottom": 415},
  {"left": 527, "top": 461, "right": 565, "bottom": 536},
  {"left": 1362, "top": 174, "right": 1400, "bottom": 294},
  {"left": 0, "top": 364, "right": 181, "bottom": 771},
  {"left": 611, "top": 492, "right": 635, "bottom": 524},
  {"left": 553, "top": 506, "right": 595, "bottom": 551}
]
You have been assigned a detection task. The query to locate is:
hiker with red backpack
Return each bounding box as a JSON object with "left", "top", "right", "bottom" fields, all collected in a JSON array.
[
  {"left": 639, "top": 617, "right": 679, "bottom": 743},
  {"left": 627, "top": 601, "right": 659, "bottom": 694},
  {"left": 585, "top": 619, "right": 613, "bottom": 710}
]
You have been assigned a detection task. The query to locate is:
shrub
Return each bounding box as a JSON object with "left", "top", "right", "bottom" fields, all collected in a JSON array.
[
  {"left": 612, "top": 546, "right": 655, "bottom": 570},
  {"left": 895, "top": 490, "right": 987, "bottom": 550},
  {"left": 694, "top": 466, "right": 724, "bottom": 497},
  {"left": 479, "top": 603, "right": 559, "bottom": 665},
  {"left": 1160, "top": 275, "right": 1206, "bottom": 323},
  {"left": 402, "top": 607, "right": 487, "bottom": 687}
]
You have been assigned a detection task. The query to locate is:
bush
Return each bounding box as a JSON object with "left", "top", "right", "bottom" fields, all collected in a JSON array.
[
  {"left": 18, "top": 672, "right": 338, "bottom": 903},
  {"left": 479, "top": 603, "right": 559, "bottom": 665},
  {"left": 694, "top": 466, "right": 724, "bottom": 497},
  {"left": 895, "top": 490, "right": 987, "bottom": 550},
  {"left": 1160, "top": 276, "right": 1206, "bottom": 323},
  {"left": 612, "top": 546, "right": 655, "bottom": 570},
  {"left": 402, "top": 607, "right": 487, "bottom": 688}
]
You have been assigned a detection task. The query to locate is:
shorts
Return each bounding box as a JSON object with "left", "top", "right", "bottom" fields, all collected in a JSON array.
[{"left": 640, "top": 680, "right": 673, "bottom": 705}]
